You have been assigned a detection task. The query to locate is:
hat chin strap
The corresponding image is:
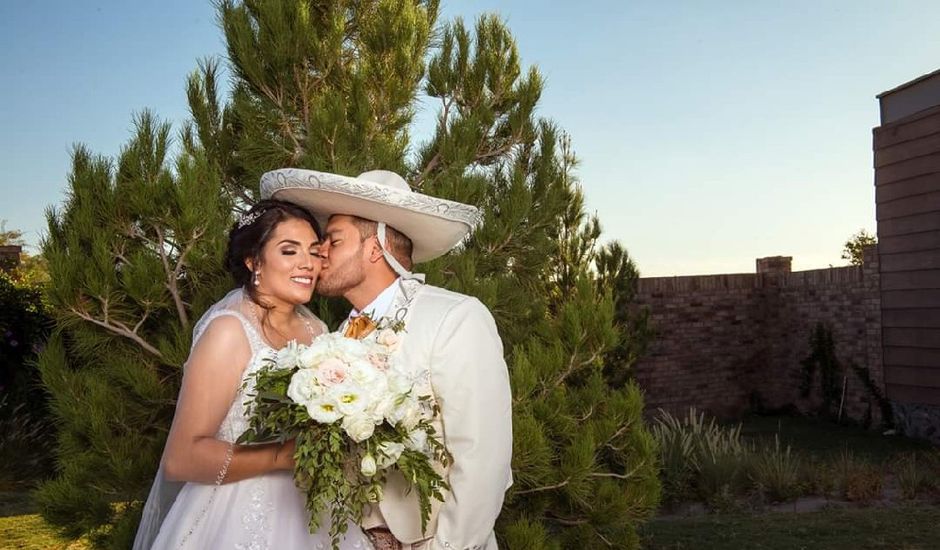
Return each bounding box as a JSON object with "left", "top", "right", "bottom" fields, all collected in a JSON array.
[{"left": 377, "top": 223, "right": 425, "bottom": 282}]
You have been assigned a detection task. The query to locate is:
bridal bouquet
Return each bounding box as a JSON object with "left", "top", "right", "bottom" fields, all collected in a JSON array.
[{"left": 238, "top": 323, "right": 449, "bottom": 549}]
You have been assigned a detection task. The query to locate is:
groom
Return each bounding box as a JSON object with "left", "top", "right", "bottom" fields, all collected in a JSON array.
[{"left": 261, "top": 168, "right": 513, "bottom": 550}]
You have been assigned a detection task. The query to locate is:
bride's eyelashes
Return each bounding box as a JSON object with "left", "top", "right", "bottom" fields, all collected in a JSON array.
[{"left": 281, "top": 248, "right": 326, "bottom": 259}]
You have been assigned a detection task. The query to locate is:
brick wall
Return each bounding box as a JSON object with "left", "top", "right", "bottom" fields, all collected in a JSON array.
[{"left": 633, "top": 246, "right": 884, "bottom": 424}]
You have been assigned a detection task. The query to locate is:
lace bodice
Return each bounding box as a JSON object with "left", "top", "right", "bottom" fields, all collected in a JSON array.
[{"left": 187, "top": 292, "right": 326, "bottom": 444}]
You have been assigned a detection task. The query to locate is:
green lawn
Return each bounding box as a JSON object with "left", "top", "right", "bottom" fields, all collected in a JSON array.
[
  {"left": 0, "top": 491, "right": 90, "bottom": 550},
  {"left": 640, "top": 505, "right": 940, "bottom": 550},
  {"left": 0, "top": 513, "right": 89, "bottom": 550},
  {"left": 737, "top": 414, "right": 934, "bottom": 462},
  {"left": 645, "top": 414, "right": 940, "bottom": 549}
]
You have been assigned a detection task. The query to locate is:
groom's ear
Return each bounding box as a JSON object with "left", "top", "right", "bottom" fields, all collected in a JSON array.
[{"left": 366, "top": 236, "right": 385, "bottom": 264}]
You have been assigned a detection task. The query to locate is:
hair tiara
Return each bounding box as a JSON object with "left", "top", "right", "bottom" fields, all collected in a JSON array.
[{"left": 236, "top": 208, "right": 264, "bottom": 229}]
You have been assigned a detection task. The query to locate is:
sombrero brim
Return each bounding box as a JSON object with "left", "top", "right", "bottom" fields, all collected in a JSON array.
[{"left": 260, "top": 168, "right": 482, "bottom": 263}]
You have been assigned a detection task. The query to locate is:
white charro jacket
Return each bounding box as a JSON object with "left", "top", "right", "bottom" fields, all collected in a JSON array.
[{"left": 349, "top": 281, "right": 513, "bottom": 550}]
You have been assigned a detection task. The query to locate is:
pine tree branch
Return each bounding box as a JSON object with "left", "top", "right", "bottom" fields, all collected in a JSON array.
[
  {"left": 546, "top": 514, "right": 588, "bottom": 526},
  {"left": 486, "top": 230, "right": 514, "bottom": 257},
  {"left": 588, "top": 460, "right": 649, "bottom": 483},
  {"left": 412, "top": 152, "right": 440, "bottom": 188},
  {"left": 133, "top": 309, "right": 151, "bottom": 334},
  {"left": 593, "top": 529, "right": 614, "bottom": 548},
  {"left": 514, "top": 478, "right": 569, "bottom": 495},
  {"left": 413, "top": 96, "right": 454, "bottom": 188},
  {"left": 541, "top": 334, "right": 602, "bottom": 398},
  {"left": 69, "top": 299, "right": 163, "bottom": 358},
  {"left": 154, "top": 225, "right": 192, "bottom": 329},
  {"left": 294, "top": 63, "right": 314, "bottom": 133},
  {"left": 475, "top": 140, "right": 514, "bottom": 163},
  {"left": 588, "top": 472, "right": 630, "bottom": 480},
  {"left": 604, "top": 422, "right": 633, "bottom": 448},
  {"left": 576, "top": 405, "right": 595, "bottom": 422}
]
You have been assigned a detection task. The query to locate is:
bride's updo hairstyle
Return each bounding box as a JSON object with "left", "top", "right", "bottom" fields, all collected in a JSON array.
[{"left": 225, "top": 199, "right": 322, "bottom": 304}]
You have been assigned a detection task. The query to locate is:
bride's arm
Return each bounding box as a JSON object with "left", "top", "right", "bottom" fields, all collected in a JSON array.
[{"left": 161, "top": 315, "right": 293, "bottom": 484}]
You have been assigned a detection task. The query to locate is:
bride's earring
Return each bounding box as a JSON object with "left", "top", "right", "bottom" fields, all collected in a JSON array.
[{"left": 253, "top": 270, "right": 261, "bottom": 286}]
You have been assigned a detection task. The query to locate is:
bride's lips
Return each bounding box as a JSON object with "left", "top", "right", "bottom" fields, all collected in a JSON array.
[{"left": 290, "top": 276, "right": 314, "bottom": 287}]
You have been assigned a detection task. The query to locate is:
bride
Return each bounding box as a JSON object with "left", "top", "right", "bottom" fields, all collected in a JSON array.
[{"left": 134, "top": 200, "right": 372, "bottom": 549}]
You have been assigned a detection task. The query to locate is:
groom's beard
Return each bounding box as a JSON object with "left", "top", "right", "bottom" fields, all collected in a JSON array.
[{"left": 316, "top": 254, "right": 366, "bottom": 298}]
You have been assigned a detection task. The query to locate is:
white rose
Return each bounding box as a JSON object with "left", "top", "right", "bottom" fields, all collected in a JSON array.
[
  {"left": 299, "top": 344, "right": 329, "bottom": 369},
  {"left": 405, "top": 428, "right": 429, "bottom": 453},
  {"left": 334, "top": 336, "right": 370, "bottom": 362},
  {"left": 360, "top": 453, "right": 377, "bottom": 477},
  {"left": 386, "top": 369, "right": 415, "bottom": 395},
  {"left": 347, "top": 359, "right": 381, "bottom": 387},
  {"left": 343, "top": 413, "right": 375, "bottom": 442},
  {"left": 376, "top": 441, "right": 405, "bottom": 469},
  {"left": 376, "top": 329, "right": 401, "bottom": 351},
  {"left": 401, "top": 399, "right": 424, "bottom": 430},
  {"left": 287, "top": 368, "right": 322, "bottom": 404},
  {"left": 367, "top": 352, "right": 389, "bottom": 372},
  {"left": 372, "top": 393, "right": 398, "bottom": 421},
  {"left": 387, "top": 397, "right": 422, "bottom": 430},
  {"left": 275, "top": 340, "right": 303, "bottom": 370}
]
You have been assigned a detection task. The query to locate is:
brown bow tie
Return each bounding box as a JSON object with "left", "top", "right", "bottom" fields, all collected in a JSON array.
[{"left": 344, "top": 315, "right": 377, "bottom": 340}]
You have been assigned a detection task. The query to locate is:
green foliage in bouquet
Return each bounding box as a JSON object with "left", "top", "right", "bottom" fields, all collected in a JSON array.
[
  {"left": 39, "top": 1, "right": 659, "bottom": 547},
  {"left": 237, "top": 331, "right": 450, "bottom": 549}
]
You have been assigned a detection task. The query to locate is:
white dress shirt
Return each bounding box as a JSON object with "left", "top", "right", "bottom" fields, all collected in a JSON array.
[{"left": 349, "top": 278, "right": 400, "bottom": 320}]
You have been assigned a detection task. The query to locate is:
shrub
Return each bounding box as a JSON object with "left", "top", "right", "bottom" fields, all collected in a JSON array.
[
  {"left": 835, "top": 450, "right": 883, "bottom": 502},
  {"left": 650, "top": 410, "right": 697, "bottom": 505},
  {"left": 750, "top": 435, "right": 802, "bottom": 503},
  {"left": 893, "top": 452, "right": 933, "bottom": 500},
  {"left": 800, "top": 456, "right": 837, "bottom": 499},
  {"left": 0, "top": 270, "right": 51, "bottom": 404},
  {"left": 0, "top": 270, "right": 54, "bottom": 486},
  {"left": 651, "top": 408, "right": 750, "bottom": 509},
  {"left": 0, "top": 393, "right": 55, "bottom": 488},
  {"left": 695, "top": 421, "right": 749, "bottom": 508}
]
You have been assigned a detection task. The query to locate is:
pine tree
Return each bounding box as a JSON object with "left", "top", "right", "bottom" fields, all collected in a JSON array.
[
  {"left": 35, "top": 113, "right": 234, "bottom": 546},
  {"left": 38, "top": 1, "right": 659, "bottom": 547}
]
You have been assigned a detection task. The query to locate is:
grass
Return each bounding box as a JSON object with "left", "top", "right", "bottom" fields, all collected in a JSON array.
[
  {"left": 737, "top": 414, "right": 933, "bottom": 463},
  {"left": 0, "top": 513, "right": 90, "bottom": 550},
  {"left": 640, "top": 505, "right": 940, "bottom": 549},
  {"left": 0, "top": 491, "right": 90, "bottom": 550},
  {"left": 644, "top": 414, "right": 940, "bottom": 548}
]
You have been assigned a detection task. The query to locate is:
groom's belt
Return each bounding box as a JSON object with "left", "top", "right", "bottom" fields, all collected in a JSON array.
[{"left": 365, "top": 527, "right": 402, "bottom": 550}]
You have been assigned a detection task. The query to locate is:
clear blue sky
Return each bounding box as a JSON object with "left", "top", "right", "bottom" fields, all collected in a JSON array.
[{"left": 3, "top": 1, "right": 940, "bottom": 276}]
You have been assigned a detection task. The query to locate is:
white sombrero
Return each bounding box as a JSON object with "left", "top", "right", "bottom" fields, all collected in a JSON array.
[{"left": 259, "top": 168, "right": 482, "bottom": 264}]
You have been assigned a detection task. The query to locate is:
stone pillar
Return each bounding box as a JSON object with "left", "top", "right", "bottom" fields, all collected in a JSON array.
[
  {"left": 861, "top": 244, "right": 886, "bottom": 426},
  {"left": 0, "top": 245, "right": 22, "bottom": 273},
  {"left": 756, "top": 256, "right": 792, "bottom": 274}
]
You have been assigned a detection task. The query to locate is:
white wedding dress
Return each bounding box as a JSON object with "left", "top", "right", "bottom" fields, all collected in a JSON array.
[{"left": 134, "top": 289, "right": 373, "bottom": 550}]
